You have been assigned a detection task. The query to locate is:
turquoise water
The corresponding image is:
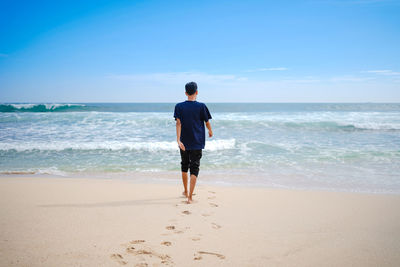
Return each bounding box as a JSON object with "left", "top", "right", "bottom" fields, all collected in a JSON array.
[{"left": 1, "top": 103, "right": 400, "bottom": 193}]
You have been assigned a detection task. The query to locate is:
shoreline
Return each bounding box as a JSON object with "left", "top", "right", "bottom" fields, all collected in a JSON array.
[
  {"left": 1, "top": 176, "right": 400, "bottom": 266},
  {"left": 1, "top": 172, "right": 399, "bottom": 196}
]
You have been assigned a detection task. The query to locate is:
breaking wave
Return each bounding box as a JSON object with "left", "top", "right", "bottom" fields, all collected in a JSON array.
[
  {"left": 0, "top": 104, "right": 87, "bottom": 112},
  {"left": 0, "top": 139, "right": 236, "bottom": 152}
]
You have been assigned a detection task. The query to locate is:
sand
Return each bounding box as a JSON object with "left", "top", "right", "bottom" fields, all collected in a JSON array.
[{"left": 0, "top": 176, "right": 400, "bottom": 267}]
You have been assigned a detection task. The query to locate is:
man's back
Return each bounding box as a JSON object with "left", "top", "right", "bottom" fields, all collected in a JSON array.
[
  {"left": 175, "top": 81, "right": 213, "bottom": 204},
  {"left": 174, "top": 100, "right": 212, "bottom": 150}
]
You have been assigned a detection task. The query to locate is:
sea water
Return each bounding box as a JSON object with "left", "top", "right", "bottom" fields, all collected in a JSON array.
[{"left": 1, "top": 103, "right": 399, "bottom": 194}]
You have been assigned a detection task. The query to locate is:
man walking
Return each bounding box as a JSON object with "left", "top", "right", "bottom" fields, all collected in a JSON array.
[{"left": 174, "top": 82, "right": 213, "bottom": 204}]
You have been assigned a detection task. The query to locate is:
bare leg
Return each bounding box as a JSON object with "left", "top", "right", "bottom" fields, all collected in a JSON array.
[
  {"left": 187, "top": 174, "right": 197, "bottom": 204},
  {"left": 181, "top": 172, "right": 188, "bottom": 197}
]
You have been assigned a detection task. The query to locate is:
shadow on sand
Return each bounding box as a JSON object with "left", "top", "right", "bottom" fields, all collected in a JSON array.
[{"left": 38, "top": 196, "right": 181, "bottom": 208}]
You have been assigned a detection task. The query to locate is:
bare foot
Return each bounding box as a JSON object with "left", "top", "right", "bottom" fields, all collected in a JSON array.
[
  {"left": 187, "top": 197, "right": 193, "bottom": 204},
  {"left": 182, "top": 191, "right": 188, "bottom": 197}
]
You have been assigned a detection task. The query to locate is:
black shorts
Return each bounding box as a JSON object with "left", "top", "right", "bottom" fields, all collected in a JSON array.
[{"left": 180, "top": 149, "right": 202, "bottom": 177}]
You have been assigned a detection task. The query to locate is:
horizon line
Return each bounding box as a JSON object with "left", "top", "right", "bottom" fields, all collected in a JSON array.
[{"left": 2, "top": 102, "right": 400, "bottom": 104}]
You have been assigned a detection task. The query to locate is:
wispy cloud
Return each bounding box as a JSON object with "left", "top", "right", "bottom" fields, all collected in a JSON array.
[
  {"left": 313, "top": 0, "right": 396, "bottom": 4},
  {"left": 279, "top": 77, "right": 321, "bottom": 83},
  {"left": 363, "top": 70, "right": 400, "bottom": 76},
  {"left": 107, "top": 72, "right": 246, "bottom": 84},
  {"left": 330, "top": 75, "right": 375, "bottom": 82},
  {"left": 245, "top": 67, "right": 288, "bottom": 72},
  {"left": 107, "top": 71, "right": 387, "bottom": 87},
  {"left": 106, "top": 71, "right": 327, "bottom": 100},
  {"left": 345, "top": 0, "right": 394, "bottom": 4},
  {"left": 101, "top": 70, "right": 400, "bottom": 102}
]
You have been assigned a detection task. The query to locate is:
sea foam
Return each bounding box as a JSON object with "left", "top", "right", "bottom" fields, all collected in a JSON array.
[
  {"left": 1, "top": 103, "right": 400, "bottom": 194},
  {"left": 0, "top": 139, "right": 236, "bottom": 152},
  {"left": 0, "top": 104, "right": 86, "bottom": 112}
]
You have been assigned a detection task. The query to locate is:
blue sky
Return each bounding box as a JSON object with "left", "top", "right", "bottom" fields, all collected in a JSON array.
[{"left": 0, "top": 0, "right": 399, "bottom": 102}]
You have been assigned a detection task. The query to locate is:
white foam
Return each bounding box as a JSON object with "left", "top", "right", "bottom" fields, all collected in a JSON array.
[
  {"left": 0, "top": 167, "right": 68, "bottom": 176},
  {"left": 8, "top": 104, "right": 36, "bottom": 109},
  {"left": 36, "top": 167, "right": 69, "bottom": 176},
  {"left": 214, "top": 112, "right": 400, "bottom": 130},
  {"left": 205, "top": 139, "right": 236, "bottom": 151},
  {"left": 7, "top": 103, "right": 85, "bottom": 110},
  {"left": 350, "top": 122, "right": 400, "bottom": 130},
  {"left": 0, "top": 139, "right": 236, "bottom": 152}
]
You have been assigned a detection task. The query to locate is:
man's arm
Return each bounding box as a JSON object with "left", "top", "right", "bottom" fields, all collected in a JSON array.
[
  {"left": 176, "top": 118, "right": 185, "bottom": 151},
  {"left": 206, "top": 121, "right": 213, "bottom": 137}
]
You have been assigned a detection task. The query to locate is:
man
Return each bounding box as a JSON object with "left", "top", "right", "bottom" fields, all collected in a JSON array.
[{"left": 174, "top": 82, "right": 213, "bottom": 204}]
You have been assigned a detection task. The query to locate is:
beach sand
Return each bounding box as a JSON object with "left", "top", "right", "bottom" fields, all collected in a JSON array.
[{"left": 0, "top": 177, "right": 399, "bottom": 266}]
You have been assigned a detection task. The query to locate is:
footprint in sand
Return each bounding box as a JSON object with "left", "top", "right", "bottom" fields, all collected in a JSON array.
[
  {"left": 126, "top": 246, "right": 173, "bottom": 265},
  {"left": 182, "top": 210, "right": 191, "bottom": 215},
  {"left": 165, "top": 225, "right": 188, "bottom": 234},
  {"left": 208, "top": 191, "right": 216, "bottom": 194},
  {"left": 194, "top": 251, "right": 225, "bottom": 260},
  {"left": 202, "top": 213, "right": 212, "bottom": 217},
  {"left": 118, "top": 239, "right": 173, "bottom": 266},
  {"left": 191, "top": 237, "right": 201, "bottom": 241},
  {"left": 130, "top": 240, "right": 146, "bottom": 244},
  {"left": 211, "top": 223, "right": 222, "bottom": 229},
  {"left": 126, "top": 246, "right": 137, "bottom": 253},
  {"left": 209, "top": 203, "right": 218, "bottom": 207},
  {"left": 110, "top": 253, "right": 127, "bottom": 265},
  {"left": 175, "top": 226, "right": 190, "bottom": 234},
  {"left": 194, "top": 255, "right": 202, "bottom": 260},
  {"left": 208, "top": 196, "right": 216, "bottom": 199}
]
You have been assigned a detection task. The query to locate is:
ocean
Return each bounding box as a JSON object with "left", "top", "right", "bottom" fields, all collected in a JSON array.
[{"left": 1, "top": 103, "right": 399, "bottom": 194}]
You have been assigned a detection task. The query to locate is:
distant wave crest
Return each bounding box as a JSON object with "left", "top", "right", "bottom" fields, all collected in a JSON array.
[
  {"left": 0, "top": 104, "right": 87, "bottom": 112},
  {"left": 288, "top": 121, "right": 400, "bottom": 131},
  {"left": 217, "top": 120, "right": 400, "bottom": 131}
]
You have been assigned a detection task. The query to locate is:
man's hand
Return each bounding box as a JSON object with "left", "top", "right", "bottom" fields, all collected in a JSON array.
[
  {"left": 178, "top": 140, "right": 185, "bottom": 151},
  {"left": 205, "top": 121, "right": 213, "bottom": 138},
  {"left": 176, "top": 118, "right": 185, "bottom": 151}
]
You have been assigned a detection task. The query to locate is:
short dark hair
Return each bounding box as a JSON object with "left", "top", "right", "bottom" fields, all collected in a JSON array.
[{"left": 185, "top": 82, "right": 198, "bottom": 95}]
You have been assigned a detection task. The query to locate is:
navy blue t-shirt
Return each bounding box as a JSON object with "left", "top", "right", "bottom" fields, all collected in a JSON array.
[{"left": 174, "top": 101, "right": 212, "bottom": 150}]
